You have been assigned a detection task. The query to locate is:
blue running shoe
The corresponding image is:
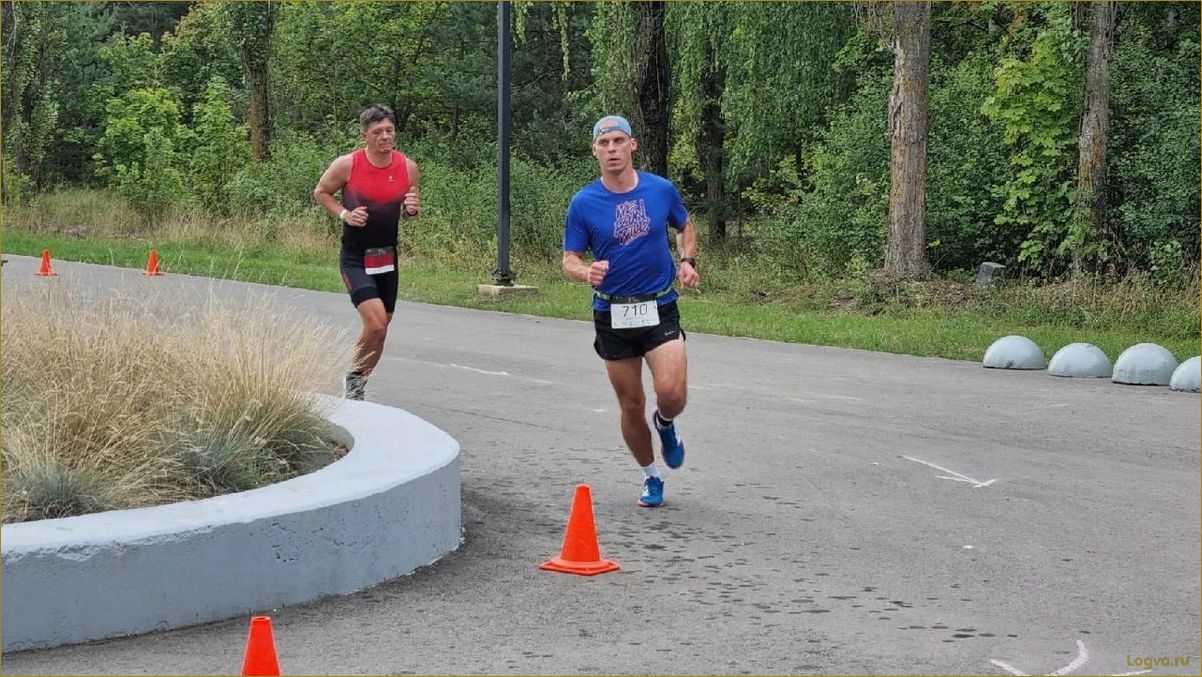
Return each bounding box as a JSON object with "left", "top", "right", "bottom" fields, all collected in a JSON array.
[
  {"left": 656, "top": 417, "right": 685, "bottom": 469},
  {"left": 638, "top": 476, "right": 664, "bottom": 507}
]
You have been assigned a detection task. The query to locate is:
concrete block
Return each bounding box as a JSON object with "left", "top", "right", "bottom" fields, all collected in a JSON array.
[
  {"left": 477, "top": 283, "right": 538, "bottom": 299},
  {"left": 983, "top": 335, "right": 1046, "bottom": 369},
  {"left": 975, "top": 262, "right": 1006, "bottom": 288},
  {"left": 1048, "top": 343, "right": 1112, "bottom": 378},
  {"left": 1169, "top": 356, "right": 1200, "bottom": 393},
  {"left": 1113, "top": 343, "right": 1178, "bottom": 385}
]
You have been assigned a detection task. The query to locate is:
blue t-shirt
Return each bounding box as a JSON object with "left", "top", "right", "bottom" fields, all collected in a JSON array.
[{"left": 564, "top": 171, "right": 689, "bottom": 311}]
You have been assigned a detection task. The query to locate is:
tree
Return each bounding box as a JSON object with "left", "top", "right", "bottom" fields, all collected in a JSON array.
[
  {"left": 633, "top": 0, "right": 669, "bottom": 176},
  {"left": 883, "top": 1, "right": 932, "bottom": 279},
  {"left": 94, "top": 87, "right": 191, "bottom": 212},
  {"left": 1, "top": 1, "right": 66, "bottom": 189},
  {"left": 1071, "top": 1, "right": 1118, "bottom": 273},
  {"left": 160, "top": 3, "right": 241, "bottom": 124},
  {"left": 669, "top": 3, "right": 732, "bottom": 242},
  {"left": 981, "top": 5, "right": 1085, "bottom": 274},
  {"left": 228, "top": 2, "right": 274, "bottom": 160},
  {"left": 190, "top": 76, "right": 250, "bottom": 208}
]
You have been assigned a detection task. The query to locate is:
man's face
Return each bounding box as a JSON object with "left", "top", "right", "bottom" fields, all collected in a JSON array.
[
  {"left": 362, "top": 119, "right": 396, "bottom": 153},
  {"left": 592, "top": 131, "right": 636, "bottom": 171}
]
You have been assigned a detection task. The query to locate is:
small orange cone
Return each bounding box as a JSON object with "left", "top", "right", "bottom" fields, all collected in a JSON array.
[
  {"left": 240, "top": 616, "right": 281, "bottom": 676},
  {"left": 142, "top": 249, "right": 164, "bottom": 276},
  {"left": 539, "top": 484, "right": 620, "bottom": 576},
  {"left": 34, "top": 249, "right": 57, "bottom": 277}
]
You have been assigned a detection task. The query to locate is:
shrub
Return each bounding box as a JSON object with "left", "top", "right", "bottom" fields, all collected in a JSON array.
[
  {"left": 1, "top": 285, "right": 347, "bottom": 523},
  {"left": 190, "top": 76, "right": 251, "bottom": 209},
  {"left": 93, "top": 87, "right": 192, "bottom": 214}
]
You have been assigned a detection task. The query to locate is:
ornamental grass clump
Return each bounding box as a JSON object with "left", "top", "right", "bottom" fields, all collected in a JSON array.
[{"left": 2, "top": 285, "right": 347, "bottom": 523}]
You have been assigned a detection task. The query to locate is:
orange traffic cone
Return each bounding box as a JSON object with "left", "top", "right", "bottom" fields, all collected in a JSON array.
[
  {"left": 34, "top": 249, "right": 57, "bottom": 277},
  {"left": 142, "top": 249, "right": 164, "bottom": 276},
  {"left": 240, "top": 616, "right": 281, "bottom": 676},
  {"left": 539, "top": 484, "right": 620, "bottom": 576}
]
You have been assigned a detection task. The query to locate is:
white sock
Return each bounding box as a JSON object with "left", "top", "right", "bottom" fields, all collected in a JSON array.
[
  {"left": 641, "top": 462, "right": 662, "bottom": 480},
  {"left": 653, "top": 410, "right": 673, "bottom": 430}
]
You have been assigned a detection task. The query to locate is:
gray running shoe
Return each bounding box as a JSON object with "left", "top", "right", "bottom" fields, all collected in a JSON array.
[{"left": 344, "top": 372, "right": 366, "bottom": 401}]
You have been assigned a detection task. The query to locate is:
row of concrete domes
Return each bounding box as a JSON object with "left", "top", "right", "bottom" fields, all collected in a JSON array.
[{"left": 983, "top": 336, "right": 1199, "bottom": 392}]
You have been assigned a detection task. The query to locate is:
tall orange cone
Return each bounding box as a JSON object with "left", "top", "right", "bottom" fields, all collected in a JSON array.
[
  {"left": 142, "top": 249, "right": 164, "bottom": 276},
  {"left": 539, "top": 484, "right": 620, "bottom": 576},
  {"left": 240, "top": 616, "right": 281, "bottom": 676},
  {"left": 34, "top": 249, "right": 57, "bottom": 277}
]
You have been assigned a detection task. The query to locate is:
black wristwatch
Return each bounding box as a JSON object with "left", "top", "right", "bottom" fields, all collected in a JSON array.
[{"left": 680, "top": 257, "right": 697, "bottom": 270}]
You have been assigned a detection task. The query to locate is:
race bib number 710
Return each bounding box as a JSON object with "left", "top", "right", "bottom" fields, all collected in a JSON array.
[{"left": 611, "top": 300, "right": 660, "bottom": 329}]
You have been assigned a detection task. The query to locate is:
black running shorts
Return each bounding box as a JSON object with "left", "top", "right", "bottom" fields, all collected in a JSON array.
[
  {"left": 340, "top": 246, "right": 399, "bottom": 314},
  {"left": 593, "top": 300, "right": 686, "bottom": 360}
]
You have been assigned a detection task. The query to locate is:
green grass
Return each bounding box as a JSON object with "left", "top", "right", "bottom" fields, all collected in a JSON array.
[
  {"left": 4, "top": 229, "right": 1197, "bottom": 363},
  {"left": 3, "top": 230, "right": 344, "bottom": 293}
]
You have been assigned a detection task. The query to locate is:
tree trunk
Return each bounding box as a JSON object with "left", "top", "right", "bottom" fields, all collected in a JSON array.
[
  {"left": 698, "top": 41, "right": 726, "bottom": 242},
  {"left": 633, "top": 0, "right": 669, "bottom": 177},
  {"left": 1074, "top": 1, "right": 1117, "bottom": 273},
  {"left": 232, "top": 2, "right": 274, "bottom": 161},
  {"left": 883, "top": 1, "right": 931, "bottom": 280},
  {"left": 245, "top": 65, "right": 271, "bottom": 160}
]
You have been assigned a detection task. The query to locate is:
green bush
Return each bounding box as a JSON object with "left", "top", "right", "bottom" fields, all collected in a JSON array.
[
  {"left": 981, "top": 5, "right": 1085, "bottom": 274},
  {"left": 926, "top": 52, "right": 1011, "bottom": 271},
  {"left": 226, "top": 129, "right": 335, "bottom": 235},
  {"left": 190, "top": 76, "right": 251, "bottom": 209},
  {"left": 401, "top": 147, "right": 591, "bottom": 263},
  {"left": 790, "top": 71, "right": 890, "bottom": 276},
  {"left": 1110, "top": 18, "right": 1201, "bottom": 276},
  {"left": 94, "top": 87, "right": 192, "bottom": 213}
]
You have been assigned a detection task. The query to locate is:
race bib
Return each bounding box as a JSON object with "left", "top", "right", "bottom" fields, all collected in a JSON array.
[
  {"left": 611, "top": 300, "right": 660, "bottom": 329},
  {"left": 364, "top": 247, "right": 396, "bottom": 275}
]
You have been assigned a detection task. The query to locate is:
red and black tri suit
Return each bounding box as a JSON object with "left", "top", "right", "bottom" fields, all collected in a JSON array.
[{"left": 339, "top": 148, "right": 411, "bottom": 313}]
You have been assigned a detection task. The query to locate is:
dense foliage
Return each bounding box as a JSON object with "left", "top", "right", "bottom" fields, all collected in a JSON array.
[{"left": 2, "top": 1, "right": 1197, "bottom": 281}]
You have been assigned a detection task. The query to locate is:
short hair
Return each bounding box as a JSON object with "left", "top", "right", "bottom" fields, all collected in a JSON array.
[{"left": 359, "top": 104, "right": 397, "bottom": 131}]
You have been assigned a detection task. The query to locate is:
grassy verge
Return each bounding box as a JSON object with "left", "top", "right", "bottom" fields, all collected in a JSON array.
[{"left": 4, "top": 229, "right": 1197, "bottom": 362}]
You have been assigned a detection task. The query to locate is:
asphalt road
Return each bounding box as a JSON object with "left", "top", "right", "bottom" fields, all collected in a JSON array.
[{"left": 2, "top": 255, "right": 1199, "bottom": 676}]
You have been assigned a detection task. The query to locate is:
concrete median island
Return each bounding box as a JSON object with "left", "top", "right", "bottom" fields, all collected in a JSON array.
[{"left": 1, "top": 396, "right": 461, "bottom": 652}]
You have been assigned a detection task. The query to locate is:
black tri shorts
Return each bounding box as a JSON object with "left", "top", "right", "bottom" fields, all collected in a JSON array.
[
  {"left": 593, "top": 300, "right": 686, "bottom": 361},
  {"left": 340, "top": 245, "right": 399, "bottom": 314}
]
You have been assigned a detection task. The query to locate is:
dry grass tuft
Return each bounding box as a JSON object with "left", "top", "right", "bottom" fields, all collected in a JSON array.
[
  {"left": 2, "top": 285, "right": 349, "bottom": 523},
  {"left": 3, "top": 188, "right": 338, "bottom": 253}
]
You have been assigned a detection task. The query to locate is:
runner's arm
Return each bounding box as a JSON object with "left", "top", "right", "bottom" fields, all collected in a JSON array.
[
  {"left": 403, "top": 158, "right": 421, "bottom": 218},
  {"left": 676, "top": 218, "right": 699, "bottom": 288},
  {"left": 563, "top": 251, "right": 592, "bottom": 284},
  {"left": 313, "top": 155, "right": 353, "bottom": 219}
]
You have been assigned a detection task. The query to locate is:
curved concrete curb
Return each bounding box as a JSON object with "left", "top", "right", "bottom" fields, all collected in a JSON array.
[{"left": 1, "top": 396, "right": 460, "bottom": 652}]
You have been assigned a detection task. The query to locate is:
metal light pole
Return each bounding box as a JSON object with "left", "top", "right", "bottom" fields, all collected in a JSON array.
[{"left": 493, "top": 0, "right": 514, "bottom": 286}]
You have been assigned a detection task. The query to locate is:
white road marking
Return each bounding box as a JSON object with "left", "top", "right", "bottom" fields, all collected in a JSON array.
[
  {"left": 448, "top": 363, "right": 509, "bottom": 376},
  {"left": 1048, "top": 641, "right": 1090, "bottom": 676},
  {"left": 989, "top": 640, "right": 1145, "bottom": 676},
  {"left": 902, "top": 455, "right": 996, "bottom": 488},
  {"left": 989, "top": 659, "right": 1027, "bottom": 676},
  {"left": 387, "top": 355, "right": 557, "bottom": 385}
]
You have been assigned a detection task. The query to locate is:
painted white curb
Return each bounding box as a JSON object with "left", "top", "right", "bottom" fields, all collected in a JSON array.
[{"left": 1, "top": 396, "right": 460, "bottom": 651}]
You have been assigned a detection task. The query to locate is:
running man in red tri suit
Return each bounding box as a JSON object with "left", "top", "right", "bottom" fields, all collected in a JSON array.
[{"left": 314, "top": 104, "right": 421, "bottom": 400}]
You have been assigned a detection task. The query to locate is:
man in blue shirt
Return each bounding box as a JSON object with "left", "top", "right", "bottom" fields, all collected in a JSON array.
[{"left": 563, "top": 115, "right": 700, "bottom": 508}]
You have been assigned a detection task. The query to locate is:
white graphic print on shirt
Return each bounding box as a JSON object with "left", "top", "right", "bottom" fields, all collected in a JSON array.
[{"left": 613, "top": 199, "right": 651, "bottom": 245}]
